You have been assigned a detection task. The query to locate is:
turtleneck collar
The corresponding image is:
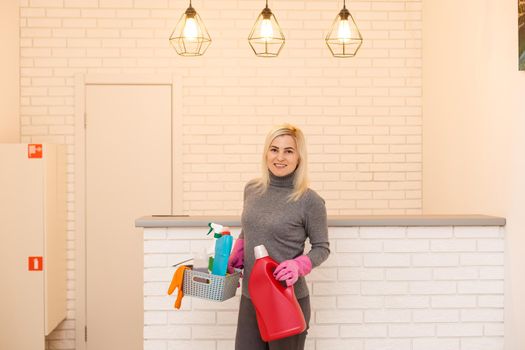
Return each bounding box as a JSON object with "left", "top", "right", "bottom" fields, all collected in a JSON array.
[{"left": 269, "top": 170, "right": 295, "bottom": 188}]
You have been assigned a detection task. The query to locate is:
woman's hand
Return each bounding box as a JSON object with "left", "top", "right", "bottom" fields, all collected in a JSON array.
[
  {"left": 227, "top": 238, "right": 245, "bottom": 274},
  {"left": 273, "top": 255, "right": 312, "bottom": 287}
]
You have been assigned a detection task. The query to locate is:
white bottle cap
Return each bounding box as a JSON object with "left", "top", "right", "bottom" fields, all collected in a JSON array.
[{"left": 254, "top": 245, "right": 269, "bottom": 259}]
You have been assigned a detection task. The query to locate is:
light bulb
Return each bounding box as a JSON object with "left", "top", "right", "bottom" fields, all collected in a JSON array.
[
  {"left": 260, "top": 19, "right": 273, "bottom": 42},
  {"left": 183, "top": 17, "right": 199, "bottom": 41},
  {"left": 337, "top": 19, "right": 351, "bottom": 43}
]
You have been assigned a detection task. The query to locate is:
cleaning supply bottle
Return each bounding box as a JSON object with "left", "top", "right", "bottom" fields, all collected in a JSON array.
[
  {"left": 248, "top": 245, "right": 306, "bottom": 342},
  {"left": 211, "top": 228, "right": 233, "bottom": 276},
  {"left": 193, "top": 248, "right": 209, "bottom": 273}
]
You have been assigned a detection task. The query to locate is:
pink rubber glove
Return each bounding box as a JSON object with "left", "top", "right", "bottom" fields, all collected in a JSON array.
[
  {"left": 227, "top": 238, "right": 244, "bottom": 274},
  {"left": 273, "top": 255, "right": 313, "bottom": 287}
]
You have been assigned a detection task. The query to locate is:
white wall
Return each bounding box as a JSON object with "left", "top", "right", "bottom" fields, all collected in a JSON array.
[
  {"left": 0, "top": 0, "right": 20, "bottom": 142},
  {"left": 422, "top": 1, "right": 525, "bottom": 349},
  {"left": 19, "top": 0, "right": 423, "bottom": 217}
]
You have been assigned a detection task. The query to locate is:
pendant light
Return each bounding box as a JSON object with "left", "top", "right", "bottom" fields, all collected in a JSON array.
[
  {"left": 325, "top": 0, "right": 363, "bottom": 58},
  {"left": 169, "top": 0, "right": 211, "bottom": 57},
  {"left": 248, "top": 0, "right": 285, "bottom": 57}
]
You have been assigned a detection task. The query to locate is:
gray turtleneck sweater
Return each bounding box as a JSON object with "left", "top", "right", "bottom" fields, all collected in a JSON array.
[{"left": 239, "top": 172, "right": 330, "bottom": 299}]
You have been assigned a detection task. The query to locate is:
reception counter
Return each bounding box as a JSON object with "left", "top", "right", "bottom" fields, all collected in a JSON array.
[{"left": 136, "top": 215, "right": 505, "bottom": 350}]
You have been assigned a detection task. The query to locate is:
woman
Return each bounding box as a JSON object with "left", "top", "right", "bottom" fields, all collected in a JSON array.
[{"left": 228, "top": 123, "right": 330, "bottom": 350}]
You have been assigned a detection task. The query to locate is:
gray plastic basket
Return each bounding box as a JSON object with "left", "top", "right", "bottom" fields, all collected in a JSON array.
[{"left": 183, "top": 268, "right": 241, "bottom": 302}]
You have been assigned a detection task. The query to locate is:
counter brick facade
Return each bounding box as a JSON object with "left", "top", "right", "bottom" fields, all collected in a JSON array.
[{"left": 144, "top": 225, "right": 504, "bottom": 350}]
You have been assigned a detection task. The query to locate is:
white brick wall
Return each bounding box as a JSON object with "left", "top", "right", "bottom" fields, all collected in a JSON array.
[
  {"left": 20, "top": 0, "right": 423, "bottom": 217},
  {"left": 18, "top": 1, "right": 425, "bottom": 348},
  {"left": 144, "top": 225, "right": 504, "bottom": 350}
]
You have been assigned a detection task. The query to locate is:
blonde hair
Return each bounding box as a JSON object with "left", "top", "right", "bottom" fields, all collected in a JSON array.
[{"left": 253, "top": 123, "right": 309, "bottom": 201}]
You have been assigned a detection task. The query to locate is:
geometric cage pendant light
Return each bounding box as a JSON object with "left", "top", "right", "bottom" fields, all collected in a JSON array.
[
  {"left": 248, "top": 0, "right": 285, "bottom": 57},
  {"left": 167, "top": 0, "right": 363, "bottom": 58},
  {"left": 325, "top": 0, "right": 363, "bottom": 58},
  {"left": 169, "top": 0, "right": 212, "bottom": 57}
]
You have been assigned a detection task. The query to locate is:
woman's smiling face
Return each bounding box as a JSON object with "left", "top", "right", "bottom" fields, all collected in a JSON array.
[{"left": 266, "top": 134, "right": 299, "bottom": 177}]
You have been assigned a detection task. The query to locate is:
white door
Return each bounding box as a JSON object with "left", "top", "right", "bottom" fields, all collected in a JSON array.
[{"left": 86, "top": 85, "right": 172, "bottom": 350}]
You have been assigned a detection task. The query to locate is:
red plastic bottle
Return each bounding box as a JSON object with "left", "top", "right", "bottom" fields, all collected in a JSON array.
[{"left": 248, "top": 245, "right": 306, "bottom": 342}]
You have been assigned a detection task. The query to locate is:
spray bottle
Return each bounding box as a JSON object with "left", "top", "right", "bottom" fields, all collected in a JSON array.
[{"left": 207, "top": 223, "right": 233, "bottom": 276}]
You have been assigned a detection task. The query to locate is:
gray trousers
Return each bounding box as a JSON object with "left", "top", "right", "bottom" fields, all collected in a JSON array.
[{"left": 235, "top": 295, "right": 311, "bottom": 350}]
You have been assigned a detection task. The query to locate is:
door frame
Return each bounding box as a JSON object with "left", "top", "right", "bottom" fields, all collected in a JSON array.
[{"left": 74, "top": 74, "right": 183, "bottom": 350}]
